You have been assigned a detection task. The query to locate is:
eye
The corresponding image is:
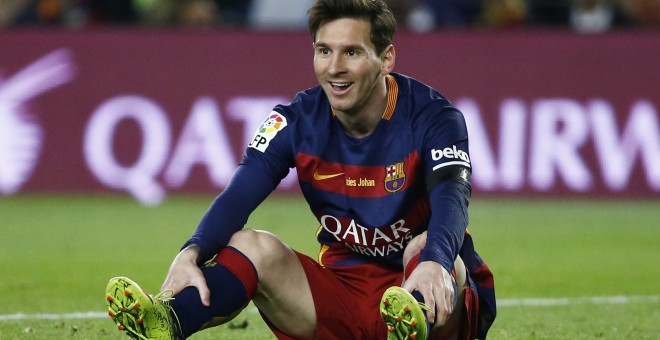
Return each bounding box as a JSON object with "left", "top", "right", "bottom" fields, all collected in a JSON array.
[
  {"left": 346, "top": 49, "right": 357, "bottom": 57},
  {"left": 317, "top": 47, "right": 330, "bottom": 55}
]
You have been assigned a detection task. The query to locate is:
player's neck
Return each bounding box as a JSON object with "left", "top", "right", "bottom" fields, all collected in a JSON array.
[
  {"left": 336, "top": 109, "right": 383, "bottom": 138},
  {"left": 334, "top": 79, "right": 388, "bottom": 138}
]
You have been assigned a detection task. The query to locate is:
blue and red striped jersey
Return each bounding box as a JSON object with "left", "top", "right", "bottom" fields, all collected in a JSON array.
[
  {"left": 186, "top": 73, "right": 471, "bottom": 267},
  {"left": 240, "top": 72, "right": 471, "bottom": 268},
  {"left": 184, "top": 71, "right": 495, "bottom": 338}
]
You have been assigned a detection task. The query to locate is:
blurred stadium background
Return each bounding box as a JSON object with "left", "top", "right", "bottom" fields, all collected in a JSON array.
[
  {"left": 1, "top": 0, "right": 659, "bottom": 339},
  {"left": 1, "top": 0, "right": 660, "bottom": 31}
]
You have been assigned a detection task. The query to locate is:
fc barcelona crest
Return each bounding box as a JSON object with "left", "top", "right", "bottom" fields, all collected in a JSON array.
[{"left": 384, "top": 162, "right": 405, "bottom": 193}]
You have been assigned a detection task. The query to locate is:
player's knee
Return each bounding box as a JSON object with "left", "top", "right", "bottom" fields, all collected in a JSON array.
[
  {"left": 227, "top": 228, "right": 260, "bottom": 248},
  {"left": 227, "top": 229, "right": 288, "bottom": 265},
  {"left": 403, "top": 231, "right": 427, "bottom": 267},
  {"left": 453, "top": 255, "right": 467, "bottom": 294}
]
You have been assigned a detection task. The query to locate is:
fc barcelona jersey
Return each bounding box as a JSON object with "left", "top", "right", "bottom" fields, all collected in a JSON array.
[
  {"left": 184, "top": 72, "right": 495, "bottom": 337},
  {"left": 243, "top": 72, "right": 471, "bottom": 268}
]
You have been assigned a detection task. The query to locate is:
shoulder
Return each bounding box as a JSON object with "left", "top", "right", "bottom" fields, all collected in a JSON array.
[
  {"left": 393, "top": 72, "right": 453, "bottom": 106},
  {"left": 390, "top": 72, "right": 461, "bottom": 124},
  {"left": 275, "top": 85, "right": 327, "bottom": 119},
  {"left": 254, "top": 85, "right": 329, "bottom": 140}
]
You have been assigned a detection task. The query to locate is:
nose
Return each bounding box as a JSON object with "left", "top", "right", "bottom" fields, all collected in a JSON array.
[{"left": 327, "top": 54, "right": 346, "bottom": 75}]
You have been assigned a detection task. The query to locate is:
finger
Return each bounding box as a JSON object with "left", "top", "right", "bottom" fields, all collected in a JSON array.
[
  {"left": 443, "top": 275, "right": 456, "bottom": 317},
  {"left": 402, "top": 281, "right": 435, "bottom": 323},
  {"left": 419, "top": 287, "right": 436, "bottom": 323},
  {"left": 193, "top": 275, "right": 211, "bottom": 306},
  {"left": 439, "top": 278, "right": 458, "bottom": 325},
  {"left": 435, "top": 286, "right": 451, "bottom": 325}
]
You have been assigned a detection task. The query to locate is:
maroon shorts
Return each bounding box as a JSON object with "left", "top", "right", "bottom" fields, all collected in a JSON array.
[{"left": 266, "top": 251, "right": 479, "bottom": 340}]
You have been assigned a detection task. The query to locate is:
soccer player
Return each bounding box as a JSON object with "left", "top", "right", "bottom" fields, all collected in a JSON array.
[{"left": 105, "top": 0, "right": 496, "bottom": 339}]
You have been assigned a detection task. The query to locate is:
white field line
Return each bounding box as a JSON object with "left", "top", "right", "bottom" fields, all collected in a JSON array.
[
  {"left": 497, "top": 295, "right": 660, "bottom": 307},
  {"left": 0, "top": 311, "right": 107, "bottom": 321},
  {"left": 1, "top": 295, "right": 659, "bottom": 321}
]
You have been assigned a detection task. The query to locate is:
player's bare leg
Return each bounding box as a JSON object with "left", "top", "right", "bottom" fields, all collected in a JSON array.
[
  {"left": 106, "top": 228, "right": 316, "bottom": 340},
  {"left": 399, "top": 231, "right": 468, "bottom": 340},
  {"left": 226, "top": 228, "right": 317, "bottom": 339}
]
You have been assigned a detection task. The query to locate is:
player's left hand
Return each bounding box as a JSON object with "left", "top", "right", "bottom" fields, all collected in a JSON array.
[
  {"left": 402, "top": 261, "right": 455, "bottom": 326},
  {"left": 161, "top": 244, "right": 211, "bottom": 306}
]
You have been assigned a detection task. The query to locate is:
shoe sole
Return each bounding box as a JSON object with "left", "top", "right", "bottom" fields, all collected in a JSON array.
[
  {"left": 380, "top": 286, "right": 428, "bottom": 340},
  {"left": 106, "top": 276, "right": 152, "bottom": 340}
]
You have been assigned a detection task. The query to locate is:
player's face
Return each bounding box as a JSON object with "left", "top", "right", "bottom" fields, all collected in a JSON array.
[{"left": 313, "top": 18, "right": 394, "bottom": 117}]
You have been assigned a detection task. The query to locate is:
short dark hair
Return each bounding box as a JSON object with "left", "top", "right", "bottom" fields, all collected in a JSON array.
[{"left": 307, "top": 0, "right": 396, "bottom": 55}]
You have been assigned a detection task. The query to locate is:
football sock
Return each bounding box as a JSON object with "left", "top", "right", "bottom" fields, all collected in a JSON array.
[{"left": 171, "top": 246, "right": 258, "bottom": 337}]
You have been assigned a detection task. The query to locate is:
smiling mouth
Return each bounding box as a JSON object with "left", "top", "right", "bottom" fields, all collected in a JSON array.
[{"left": 330, "top": 81, "right": 353, "bottom": 91}]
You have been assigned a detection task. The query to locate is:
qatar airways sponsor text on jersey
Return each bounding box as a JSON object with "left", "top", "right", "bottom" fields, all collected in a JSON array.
[{"left": 319, "top": 214, "right": 415, "bottom": 258}]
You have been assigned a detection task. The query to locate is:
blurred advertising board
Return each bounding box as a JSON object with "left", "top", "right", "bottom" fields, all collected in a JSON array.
[{"left": 0, "top": 30, "right": 658, "bottom": 204}]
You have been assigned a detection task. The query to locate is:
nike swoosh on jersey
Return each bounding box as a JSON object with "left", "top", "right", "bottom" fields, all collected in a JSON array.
[{"left": 313, "top": 170, "right": 344, "bottom": 180}]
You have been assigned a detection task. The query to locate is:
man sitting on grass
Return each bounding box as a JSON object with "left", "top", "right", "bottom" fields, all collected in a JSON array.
[{"left": 105, "top": 0, "right": 496, "bottom": 339}]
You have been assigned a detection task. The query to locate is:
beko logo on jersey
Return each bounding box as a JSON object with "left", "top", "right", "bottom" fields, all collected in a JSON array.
[
  {"left": 248, "top": 111, "right": 287, "bottom": 152},
  {"left": 431, "top": 145, "right": 471, "bottom": 170}
]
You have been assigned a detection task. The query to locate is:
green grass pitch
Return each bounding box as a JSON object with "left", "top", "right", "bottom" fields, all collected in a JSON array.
[{"left": 0, "top": 194, "right": 658, "bottom": 339}]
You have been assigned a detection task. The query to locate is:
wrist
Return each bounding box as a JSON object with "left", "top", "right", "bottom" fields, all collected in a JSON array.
[{"left": 180, "top": 244, "right": 201, "bottom": 262}]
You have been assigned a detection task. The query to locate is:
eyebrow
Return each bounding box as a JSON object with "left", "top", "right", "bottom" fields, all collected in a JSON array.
[{"left": 314, "top": 41, "right": 366, "bottom": 51}]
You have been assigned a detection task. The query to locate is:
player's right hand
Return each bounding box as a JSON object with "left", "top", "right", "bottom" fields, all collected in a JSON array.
[{"left": 161, "top": 244, "right": 211, "bottom": 306}]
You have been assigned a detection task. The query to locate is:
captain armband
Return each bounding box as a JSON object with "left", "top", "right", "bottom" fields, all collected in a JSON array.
[{"left": 425, "top": 166, "right": 472, "bottom": 194}]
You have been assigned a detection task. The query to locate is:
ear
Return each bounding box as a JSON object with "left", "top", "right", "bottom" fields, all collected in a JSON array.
[{"left": 380, "top": 44, "right": 395, "bottom": 75}]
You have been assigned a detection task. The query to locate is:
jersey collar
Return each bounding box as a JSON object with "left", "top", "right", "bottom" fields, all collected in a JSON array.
[
  {"left": 382, "top": 74, "right": 398, "bottom": 121},
  {"left": 329, "top": 74, "right": 399, "bottom": 120}
]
